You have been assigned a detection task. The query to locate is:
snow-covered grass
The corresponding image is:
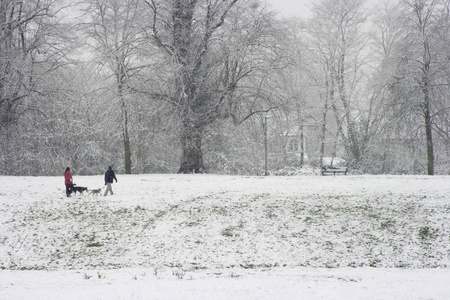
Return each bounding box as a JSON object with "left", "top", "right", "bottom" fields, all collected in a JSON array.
[{"left": 1, "top": 174, "right": 450, "bottom": 299}]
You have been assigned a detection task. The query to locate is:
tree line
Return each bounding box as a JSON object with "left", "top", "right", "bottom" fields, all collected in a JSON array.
[{"left": 1, "top": 0, "right": 449, "bottom": 176}]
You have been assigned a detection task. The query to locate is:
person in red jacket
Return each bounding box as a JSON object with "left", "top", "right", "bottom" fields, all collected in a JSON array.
[{"left": 64, "top": 167, "right": 74, "bottom": 197}]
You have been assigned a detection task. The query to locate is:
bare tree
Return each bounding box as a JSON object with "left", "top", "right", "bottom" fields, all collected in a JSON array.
[
  {"left": 305, "top": 0, "right": 369, "bottom": 169},
  {"left": 80, "top": 0, "right": 149, "bottom": 174},
  {"left": 375, "top": 0, "right": 450, "bottom": 175},
  {"left": 405, "top": 0, "right": 442, "bottom": 175},
  {"left": 0, "top": 0, "right": 74, "bottom": 174},
  {"left": 144, "top": 0, "right": 287, "bottom": 173}
]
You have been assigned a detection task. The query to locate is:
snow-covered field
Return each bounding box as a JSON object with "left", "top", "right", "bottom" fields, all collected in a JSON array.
[{"left": 1, "top": 174, "right": 449, "bottom": 299}]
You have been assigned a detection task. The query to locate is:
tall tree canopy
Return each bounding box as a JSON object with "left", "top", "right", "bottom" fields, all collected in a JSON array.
[{"left": 145, "top": 0, "right": 287, "bottom": 173}]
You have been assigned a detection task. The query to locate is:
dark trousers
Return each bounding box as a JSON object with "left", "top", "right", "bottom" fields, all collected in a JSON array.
[{"left": 66, "top": 184, "right": 74, "bottom": 197}]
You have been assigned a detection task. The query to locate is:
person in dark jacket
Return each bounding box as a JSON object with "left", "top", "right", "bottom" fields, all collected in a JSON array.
[
  {"left": 64, "top": 167, "right": 74, "bottom": 197},
  {"left": 104, "top": 166, "right": 118, "bottom": 196}
]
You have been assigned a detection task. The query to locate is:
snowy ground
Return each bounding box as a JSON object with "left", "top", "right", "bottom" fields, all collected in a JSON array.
[{"left": 1, "top": 174, "right": 450, "bottom": 299}]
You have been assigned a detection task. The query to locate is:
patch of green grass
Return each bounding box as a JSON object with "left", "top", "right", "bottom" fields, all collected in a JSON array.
[
  {"left": 380, "top": 220, "right": 395, "bottom": 230},
  {"left": 369, "top": 258, "right": 381, "bottom": 267},
  {"left": 212, "top": 206, "right": 229, "bottom": 216},
  {"left": 221, "top": 226, "right": 239, "bottom": 238},
  {"left": 86, "top": 242, "right": 103, "bottom": 247},
  {"left": 240, "top": 263, "right": 278, "bottom": 269},
  {"left": 418, "top": 226, "right": 438, "bottom": 240}
]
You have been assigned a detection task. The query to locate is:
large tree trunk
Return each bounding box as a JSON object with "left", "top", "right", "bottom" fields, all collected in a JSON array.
[
  {"left": 337, "top": 53, "right": 361, "bottom": 165},
  {"left": 178, "top": 123, "right": 205, "bottom": 174},
  {"left": 123, "top": 126, "right": 132, "bottom": 174},
  {"left": 417, "top": 0, "right": 435, "bottom": 176},
  {"left": 319, "top": 91, "right": 328, "bottom": 167},
  {"left": 118, "top": 82, "right": 132, "bottom": 174},
  {"left": 149, "top": 0, "right": 240, "bottom": 174},
  {"left": 423, "top": 83, "right": 434, "bottom": 175}
]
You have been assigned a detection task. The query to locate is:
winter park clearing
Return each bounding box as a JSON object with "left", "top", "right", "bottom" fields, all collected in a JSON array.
[{"left": 1, "top": 174, "right": 450, "bottom": 299}]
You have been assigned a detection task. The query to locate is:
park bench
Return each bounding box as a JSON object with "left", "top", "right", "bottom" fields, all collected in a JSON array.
[{"left": 321, "top": 165, "right": 348, "bottom": 176}]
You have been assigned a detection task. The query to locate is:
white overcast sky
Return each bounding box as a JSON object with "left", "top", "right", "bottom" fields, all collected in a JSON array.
[
  {"left": 266, "top": 0, "right": 312, "bottom": 18},
  {"left": 266, "top": 0, "right": 381, "bottom": 19}
]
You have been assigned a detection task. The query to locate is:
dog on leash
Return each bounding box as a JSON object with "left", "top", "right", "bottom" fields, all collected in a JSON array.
[
  {"left": 72, "top": 185, "right": 88, "bottom": 195},
  {"left": 89, "top": 188, "right": 102, "bottom": 196}
]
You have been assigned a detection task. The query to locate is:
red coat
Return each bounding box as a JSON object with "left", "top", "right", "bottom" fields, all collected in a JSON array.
[{"left": 65, "top": 171, "right": 73, "bottom": 185}]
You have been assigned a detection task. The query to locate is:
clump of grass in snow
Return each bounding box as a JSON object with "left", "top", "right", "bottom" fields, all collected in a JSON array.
[
  {"left": 418, "top": 226, "right": 438, "bottom": 240},
  {"left": 172, "top": 269, "right": 185, "bottom": 280}
]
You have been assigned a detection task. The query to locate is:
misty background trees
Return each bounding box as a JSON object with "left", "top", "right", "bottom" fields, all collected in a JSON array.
[{"left": 1, "top": 0, "right": 449, "bottom": 176}]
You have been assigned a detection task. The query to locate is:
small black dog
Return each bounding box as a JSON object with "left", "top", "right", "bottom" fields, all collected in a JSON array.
[{"left": 72, "top": 185, "right": 88, "bottom": 195}]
